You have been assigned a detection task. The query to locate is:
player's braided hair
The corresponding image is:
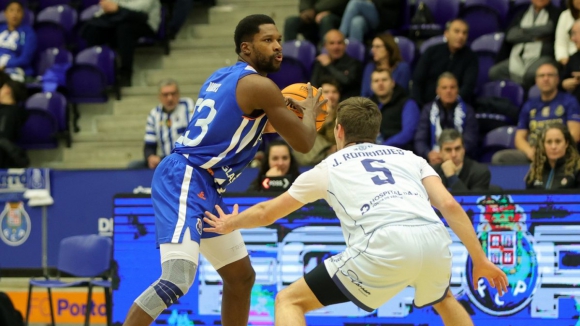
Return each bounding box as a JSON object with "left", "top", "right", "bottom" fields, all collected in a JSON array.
[{"left": 234, "top": 14, "right": 276, "bottom": 54}]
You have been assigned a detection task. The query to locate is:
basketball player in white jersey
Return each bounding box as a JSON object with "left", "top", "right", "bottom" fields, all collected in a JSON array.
[{"left": 203, "top": 97, "right": 508, "bottom": 326}]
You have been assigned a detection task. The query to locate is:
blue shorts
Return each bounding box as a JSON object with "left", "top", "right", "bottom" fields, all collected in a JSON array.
[{"left": 152, "top": 153, "right": 230, "bottom": 246}]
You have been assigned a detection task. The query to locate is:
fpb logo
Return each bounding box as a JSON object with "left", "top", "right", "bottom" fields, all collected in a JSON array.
[
  {"left": 0, "top": 201, "right": 31, "bottom": 246},
  {"left": 464, "top": 195, "right": 540, "bottom": 316}
]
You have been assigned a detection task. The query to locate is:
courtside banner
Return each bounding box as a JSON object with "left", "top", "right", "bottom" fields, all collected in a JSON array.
[{"left": 6, "top": 291, "right": 106, "bottom": 324}]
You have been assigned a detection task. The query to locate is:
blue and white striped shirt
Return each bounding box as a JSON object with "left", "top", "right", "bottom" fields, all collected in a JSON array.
[{"left": 144, "top": 98, "right": 193, "bottom": 157}]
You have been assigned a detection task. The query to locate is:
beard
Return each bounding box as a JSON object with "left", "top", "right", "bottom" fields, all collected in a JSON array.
[{"left": 254, "top": 48, "right": 281, "bottom": 74}]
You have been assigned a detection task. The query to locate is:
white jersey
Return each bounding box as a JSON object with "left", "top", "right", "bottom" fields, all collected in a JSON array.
[{"left": 289, "top": 143, "right": 443, "bottom": 253}]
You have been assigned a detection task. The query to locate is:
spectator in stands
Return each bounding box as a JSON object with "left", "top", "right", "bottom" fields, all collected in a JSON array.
[
  {"left": 250, "top": 139, "right": 301, "bottom": 192},
  {"left": 0, "top": 74, "right": 28, "bottom": 168},
  {"left": 0, "top": 1, "right": 36, "bottom": 81},
  {"left": 555, "top": 0, "right": 580, "bottom": 65},
  {"left": 370, "top": 69, "right": 419, "bottom": 149},
  {"left": 80, "top": 0, "right": 160, "bottom": 87},
  {"left": 338, "top": 0, "right": 402, "bottom": 43},
  {"left": 561, "top": 19, "right": 580, "bottom": 102},
  {"left": 311, "top": 29, "right": 362, "bottom": 99},
  {"left": 488, "top": 0, "right": 560, "bottom": 90},
  {"left": 294, "top": 78, "right": 338, "bottom": 166},
  {"left": 525, "top": 122, "right": 580, "bottom": 189},
  {"left": 433, "top": 129, "right": 491, "bottom": 192},
  {"left": 129, "top": 79, "right": 193, "bottom": 169},
  {"left": 411, "top": 19, "right": 477, "bottom": 107},
  {"left": 493, "top": 63, "right": 580, "bottom": 165},
  {"left": 361, "top": 33, "right": 411, "bottom": 96},
  {"left": 414, "top": 72, "right": 479, "bottom": 165},
  {"left": 283, "top": 0, "right": 348, "bottom": 47}
]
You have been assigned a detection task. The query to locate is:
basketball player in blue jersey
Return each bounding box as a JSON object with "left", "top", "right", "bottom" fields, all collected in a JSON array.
[
  {"left": 122, "top": 14, "right": 326, "bottom": 326},
  {"left": 203, "top": 97, "right": 508, "bottom": 326}
]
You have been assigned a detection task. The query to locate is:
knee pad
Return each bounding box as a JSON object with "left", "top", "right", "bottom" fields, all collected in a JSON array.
[{"left": 134, "top": 259, "right": 197, "bottom": 319}]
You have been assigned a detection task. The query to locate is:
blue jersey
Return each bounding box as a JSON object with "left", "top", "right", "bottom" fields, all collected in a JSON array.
[{"left": 173, "top": 62, "right": 268, "bottom": 191}]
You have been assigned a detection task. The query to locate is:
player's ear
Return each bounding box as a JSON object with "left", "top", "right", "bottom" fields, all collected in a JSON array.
[{"left": 240, "top": 42, "right": 251, "bottom": 55}]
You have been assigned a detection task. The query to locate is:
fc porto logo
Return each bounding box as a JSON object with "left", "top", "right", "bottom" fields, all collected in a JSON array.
[
  {"left": 0, "top": 201, "right": 31, "bottom": 246},
  {"left": 464, "top": 195, "right": 540, "bottom": 316}
]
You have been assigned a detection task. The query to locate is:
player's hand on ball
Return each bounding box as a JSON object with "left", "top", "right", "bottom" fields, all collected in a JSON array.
[
  {"left": 203, "top": 204, "right": 239, "bottom": 234},
  {"left": 472, "top": 259, "right": 509, "bottom": 296},
  {"left": 286, "top": 82, "right": 327, "bottom": 118}
]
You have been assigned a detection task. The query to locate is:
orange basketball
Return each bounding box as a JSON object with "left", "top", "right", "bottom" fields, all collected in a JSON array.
[{"left": 281, "top": 83, "right": 328, "bottom": 131}]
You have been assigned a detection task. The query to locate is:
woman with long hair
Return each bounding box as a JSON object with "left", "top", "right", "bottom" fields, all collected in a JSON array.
[
  {"left": 526, "top": 123, "right": 580, "bottom": 189},
  {"left": 250, "top": 139, "right": 301, "bottom": 191},
  {"left": 361, "top": 33, "right": 411, "bottom": 97}
]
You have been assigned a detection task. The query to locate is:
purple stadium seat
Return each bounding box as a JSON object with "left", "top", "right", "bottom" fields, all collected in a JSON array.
[
  {"left": 79, "top": 4, "right": 99, "bottom": 22},
  {"left": 36, "top": 47, "right": 73, "bottom": 77},
  {"left": 268, "top": 58, "right": 308, "bottom": 90},
  {"left": 528, "top": 85, "right": 540, "bottom": 99},
  {"left": 478, "top": 0, "right": 509, "bottom": 26},
  {"left": 460, "top": 3, "right": 501, "bottom": 43},
  {"left": 66, "top": 64, "right": 108, "bottom": 132},
  {"left": 34, "top": 22, "right": 67, "bottom": 52},
  {"left": 18, "top": 108, "right": 59, "bottom": 149},
  {"left": 345, "top": 38, "right": 366, "bottom": 63},
  {"left": 26, "top": 91, "right": 68, "bottom": 134},
  {"left": 282, "top": 40, "right": 316, "bottom": 76},
  {"left": 37, "top": 5, "right": 78, "bottom": 33},
  {"left": 76, "top": 45, "right": 120, "bottom": 100},
  {"left": 480, "top": 125, "right": 517, "bottom": 162},
  {"left": 475, "top": 53, "right": 495, "bottom": 91},
  {"left": 481, "top": 80, "right": 524, "bottom": 108},
  {"left": 37, "top": 0, "right": 70, "bottom": 11},
  {"left": 0, "top": 8, "right": 34, "bottom": 25},
  {"left": 421, "top": 0, "right": 460, "bottom": 26},
  {"left": 81, "top": 0, "right": 99, "bottom": 9},
  {"left": 471, "top": 32, "right": 504, "bottom": 54},
  {"left": 419, "top": 35, "right": 446, "bottom": 54},
  {"left": 390, "top": 0, "right": 410, "bottom": 35},
  {"left": 394, "top": 36, "right": 415, "bottom": 64}
]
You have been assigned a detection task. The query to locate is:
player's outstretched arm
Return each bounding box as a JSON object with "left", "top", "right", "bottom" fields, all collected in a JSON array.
[
  {"left": 422, "top": 175, "right": 509, "bottom": 295},
  {"left": 237, "top": 75, "right": 326, "bottom": 153},
  {"left": 203, "top": 192, "right": 305, "bottom": 234}
]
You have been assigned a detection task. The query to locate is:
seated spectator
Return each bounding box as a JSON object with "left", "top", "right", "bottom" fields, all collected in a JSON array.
[
  {"left": 414, "top": 72, "right": 478, "bottom": 164},
  {"left": 411, "top": 19, "right": 477, "bottom": 106},
  {"left": 555, "top": 0, "right": 580, "bottom": 65},
  {"left": 128, "top": 79, "right": 193, "bottom": 169},
  {"left": 493, "top": 63, "right": 580, "bottom": 165},
  {"left": 284, "top": 0, "right": 348, "bottom": 47},
  {"left": 489, "top": 0, "right": 560, "bottom": 90},
  {"left": 561, "top": 19, "right": 580, "bottom": 102},
  {"left": 80, "top": 0, "right": 160, "bottom": 86},
  {"left": 311, "top": 29, "right": 362, "bottom": 99},
  {"left": 0, "top": 75, "right": 28, "bottom": 168},
  {"left": 294, "top": 78, "right": 339, "bottom": 166},
  {"left": 338, "top": 0, "right": 402, "bottom": 43},
  {"left": 432, "top": 129, "right": 491, "bottom": 192},
  {"left": 525, "top": 122, "right": 580, "bottom": 189},
  {"left": 361, "top": 33, "right": 411, "bottom": 96},
  {"left": 250, "top": 139, "right": 301, "bottom": 192},
  {"left": 369, "top": 69, "right": 419, "bottom": 149},
  {"left": 0, "top": 1, "right": 36, "bottom": 80}
]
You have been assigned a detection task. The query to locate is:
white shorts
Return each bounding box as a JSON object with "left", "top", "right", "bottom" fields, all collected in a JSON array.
[
  {"left": 160, "top": 227, "right": 248, "bottom": 270},
  {"left": 324, "top": 222, "right": 452, "bottom": 311}
]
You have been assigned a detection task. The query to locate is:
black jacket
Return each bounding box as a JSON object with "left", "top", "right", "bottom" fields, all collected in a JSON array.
[
  {"left": 526, "top": 158, "right": 580, "bottom": 190},
  {"left": 311, "top": 54, "right": 362, "bottom": 99},
  {"left": 433, "top": 158, "right": 491, "bottom": 192}
]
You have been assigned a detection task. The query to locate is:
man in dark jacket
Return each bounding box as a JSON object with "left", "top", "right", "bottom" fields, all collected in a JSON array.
[
  {"left": 283, "top": 0, "right": 349, "bottom": 46},
  {"left": 369, "top": 69, "right": 419, "bottom": 149},
  {"left": 433, "top": 129, "right": 491, "bottom": 192},
  {"left": 414, "top": 72, "right": 479, "bottom": 164},
  {"left": 0, "top": 77, "right": 28, "bottom": 168},
  {"left": 311, "top": 29, "right": 362, "bottom": 99},
  {"left": 411, "top": 19, "right": 478, "bottom": 106},
  {"left": 489, "top": 0, "right": 560, "bottom": 90}
]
